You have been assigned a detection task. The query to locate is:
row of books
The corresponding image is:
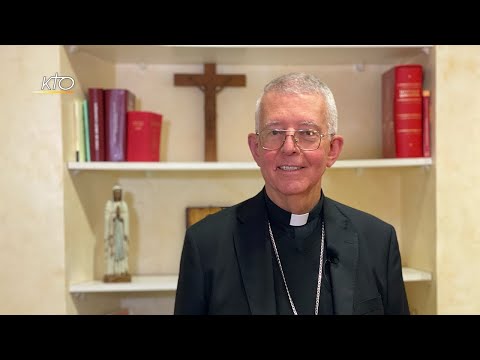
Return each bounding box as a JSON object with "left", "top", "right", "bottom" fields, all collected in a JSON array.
[
  {"left": 74, "top": 88, "right": 163, "bottom": 162},
  {"left": 382, "top": 64, "right": 431, "bottom": 158}
]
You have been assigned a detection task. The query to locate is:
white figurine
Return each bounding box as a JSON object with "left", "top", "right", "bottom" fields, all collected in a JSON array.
[{"left": 103, "top": 185, "right": 131, "bottom": 282}]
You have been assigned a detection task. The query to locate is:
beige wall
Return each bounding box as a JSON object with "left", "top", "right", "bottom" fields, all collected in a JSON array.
[
  {"left": 0, "top": 45, "right": 67, "bottom": 314},
  {"left": 436, "top": 45, "right": 480, "bottom": 314}
]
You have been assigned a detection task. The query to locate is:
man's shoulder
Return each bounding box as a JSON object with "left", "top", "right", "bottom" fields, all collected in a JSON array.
[{"left": 325, "top": 196, "right": 392, "bottom": 229}]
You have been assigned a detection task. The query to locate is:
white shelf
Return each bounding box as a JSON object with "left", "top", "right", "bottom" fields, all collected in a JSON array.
[
  {"left": 69, "top": 275, "right": 178, "bottom": 293},
  {"left": 68, "top": 161, "right": 259, "bottom": 171},
  {"left": 69, "top": 267, "right": 431, "bottom": 294},
  {"left": 67, "top": 158, "right": 432, "bottom": 172},
  {"left": 70, "top": 45, "right": 432, "bottom": 66},
  {"left": 402, "top": 267, "right": 432, "bottom": 282},
  {"left": 332, "top": 157, "right": 432, "bottom": 169}
]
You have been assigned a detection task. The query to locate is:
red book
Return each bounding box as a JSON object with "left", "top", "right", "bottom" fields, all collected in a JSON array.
[
  {"left": 422, "top": 90, "right": 431, "bottom": 157},
  {"left": 104, "top": 89, "right": 136, "bottom": 161},
  {"left": 382, "top": 65, "right": 423, "bottom": 158},
  {"left": 127, "top": 111, "right": 163, "bottom": 161},
  {"left": 87, "top": 88, "right": 105, "bottom": 161}
]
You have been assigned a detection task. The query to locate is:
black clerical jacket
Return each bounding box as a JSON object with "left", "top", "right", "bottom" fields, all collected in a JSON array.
[{"left": 174, "top": 190, "right": 410, "bottom": 315}]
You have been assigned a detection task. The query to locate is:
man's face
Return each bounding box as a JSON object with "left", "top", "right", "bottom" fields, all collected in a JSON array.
[{"left": 248, "top": 92, "right": 341, "bottom": 205}]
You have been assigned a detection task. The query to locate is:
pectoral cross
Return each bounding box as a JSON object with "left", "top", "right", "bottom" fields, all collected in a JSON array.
[{"left": 174, "top": 63, "right": 246, "bottom": 161}]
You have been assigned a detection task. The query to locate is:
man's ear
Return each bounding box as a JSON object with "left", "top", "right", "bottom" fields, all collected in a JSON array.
[
  {"left": 248, "top": 133, "right": 261, "bottom": 165},
  {"left": 326, "top": 135, "right": 344, "bottom": 168}
]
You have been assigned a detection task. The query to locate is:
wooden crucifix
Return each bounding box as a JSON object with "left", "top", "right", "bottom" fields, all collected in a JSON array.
[{"left": 174, "top": 63, "right": 246, "bottom": 161}]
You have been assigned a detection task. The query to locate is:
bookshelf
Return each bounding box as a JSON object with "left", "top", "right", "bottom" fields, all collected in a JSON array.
[{"left": 64, "top": 45, "right": 436, "bottom": 315}]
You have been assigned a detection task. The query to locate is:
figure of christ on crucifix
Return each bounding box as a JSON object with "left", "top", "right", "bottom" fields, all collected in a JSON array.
[{"left": 174, "top": 63, "right": 246, "bottom": 161}]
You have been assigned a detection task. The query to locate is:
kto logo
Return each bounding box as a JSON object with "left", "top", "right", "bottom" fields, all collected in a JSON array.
[{"left": 33, "top": 73, "right": 75, "bottom": 94}]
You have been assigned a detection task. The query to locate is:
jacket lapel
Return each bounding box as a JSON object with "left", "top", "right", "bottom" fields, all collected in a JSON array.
[
  {"left": 233, "top": 190, "right": 276, "bottom": 315},
  {"left": 324, "top": 197, "right": 359, "bottom": 315}
]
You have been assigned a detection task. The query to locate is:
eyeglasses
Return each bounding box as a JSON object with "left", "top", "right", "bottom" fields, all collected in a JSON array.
[{"left": 256, "top": 129, "right": 328, "bottom": 151}]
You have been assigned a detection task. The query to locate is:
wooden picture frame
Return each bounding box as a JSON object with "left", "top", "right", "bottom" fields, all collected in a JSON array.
[{"left": 186, "top": 206, "right": 226, "bottom": 228}]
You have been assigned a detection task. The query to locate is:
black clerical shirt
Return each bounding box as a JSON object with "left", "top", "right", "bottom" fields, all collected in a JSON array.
[{"left": 265, "top": 191, "right": 334, "bottom": 315}]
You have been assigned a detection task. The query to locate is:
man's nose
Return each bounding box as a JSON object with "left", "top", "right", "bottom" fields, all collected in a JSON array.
[{"left": 281, "top": 133, "right": 299, "bottom": 153}]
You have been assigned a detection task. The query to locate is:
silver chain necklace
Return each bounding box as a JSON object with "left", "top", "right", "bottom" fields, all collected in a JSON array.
[{"left": 267, "top": 220, "right": 325, "bottom": 315}]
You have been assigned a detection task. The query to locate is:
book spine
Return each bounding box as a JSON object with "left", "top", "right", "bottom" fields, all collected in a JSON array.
[
  {"left": 127, "top": 112, "right": 148, "bottom": 161},
  {"left": 127, "top": 111, "right": 162, "bottom": 161},
  {"left": 87, "top": 88, "right": 105, "bottom": 161},
  {"left": 422, "top": 90, "right": 431, "bottom": 157},
  {"left": 74, "top": 99, "right": 85, "bottom": 162},
  {"left": 105, "top": 89, "right": 136, "bottom": 161},
  {"left": 393, "top": 65, "right": 423, "bottom": 158},
  {"left": 82, "top": 99, "right": 91, "bottom": 161}
]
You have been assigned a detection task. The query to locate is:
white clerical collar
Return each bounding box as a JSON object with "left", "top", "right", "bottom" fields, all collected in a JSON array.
[{"left": 289, "top": 213, "right": 309, "bottom": 226}]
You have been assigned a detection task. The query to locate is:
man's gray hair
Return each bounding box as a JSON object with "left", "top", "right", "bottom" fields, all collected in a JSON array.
[{"left": 255, "top": 72, "right": 338, "bottom": 135}]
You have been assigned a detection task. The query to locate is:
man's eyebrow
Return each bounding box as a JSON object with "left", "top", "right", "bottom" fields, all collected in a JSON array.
[
  {"left": 263, "top": 120, "right": 281, "bottom": 127},
  {"left": 297, "top": 120, "right": 320, "bottom": 127},
  {"left": 262, "top": 120, "right": 321, "bottom": 129}
]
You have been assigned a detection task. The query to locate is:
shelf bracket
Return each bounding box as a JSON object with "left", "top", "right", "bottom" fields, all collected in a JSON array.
[
  {"left": 65, "top": 45, "right": 79, "bottom": 54},
  {"left": 354, "top": 63, "right": 365, "bottom": 72},
  {"left": 70, "top": 292, "right": 86, "bottom": 301}
]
